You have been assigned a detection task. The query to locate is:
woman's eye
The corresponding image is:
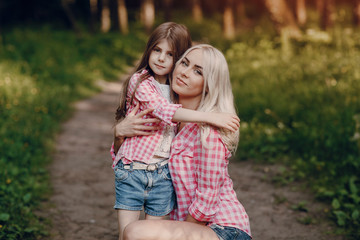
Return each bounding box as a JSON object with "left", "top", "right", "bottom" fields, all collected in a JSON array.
[
  {"left": 195, "top": 69, "right": 202, "bottom": 75},
  {"left": 181, "top": 60, "right": 188, "bottom": 66},
  {"left": 153, "top": 48, "right": 160, "bottom": 52},
  {"left": 167, "top": 53, "right": 173, "bottom": 57}
]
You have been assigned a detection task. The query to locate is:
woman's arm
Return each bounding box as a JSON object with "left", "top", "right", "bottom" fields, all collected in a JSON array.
[
  {"left": 113, "top": 103, "right": 160, "bottom": 154},
  {"left": 187, "top": 129, "right": 226, "bottom": 222},
  {"left": 173, "top": 108, "right": 240, "bottom": 132}
]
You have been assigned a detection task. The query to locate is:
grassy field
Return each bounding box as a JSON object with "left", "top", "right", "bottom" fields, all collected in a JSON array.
[
  {"left": 1, "top": 16, "right": 360, "bottom": 239},
  {"left": 0, "top": 25, "right": 146, "bottom": 239},
  {"left": 180, "top": 13, "right": 360, "bottom": 238}
]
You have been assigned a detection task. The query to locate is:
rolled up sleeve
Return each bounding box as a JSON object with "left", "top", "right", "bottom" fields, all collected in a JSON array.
[
  {"left": 135, "top": 79, "right": 181, "bottom": 126},
  {"left": 188, "top": 131, "right": 226, "bottom": 222}
]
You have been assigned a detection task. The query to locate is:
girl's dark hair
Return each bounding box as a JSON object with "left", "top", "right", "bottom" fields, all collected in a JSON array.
[{"left": 115, "top": 22, "right": 192, "bottom": 121}]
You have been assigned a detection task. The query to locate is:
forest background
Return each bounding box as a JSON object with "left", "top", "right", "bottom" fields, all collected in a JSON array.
[{"left": 0, "top": 0, "right": 360, "bottom": 239}]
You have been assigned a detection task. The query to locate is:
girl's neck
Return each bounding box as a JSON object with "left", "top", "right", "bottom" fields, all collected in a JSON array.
[{"left": 154, "top": 74, "right": 168, "bottom": 84}]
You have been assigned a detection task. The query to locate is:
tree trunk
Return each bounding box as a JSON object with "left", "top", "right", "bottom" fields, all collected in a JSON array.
[
  {"left": 316, "top": 0, "right": 324, "bottom": 13},
  {"left": 101, "top": 0, "right": 111, "bottom": 33},
  {"left": 192, "top": 0, "right": 203, "bottom": 23},
  {"left": 353, "top": 0, "right": 360, "bottom": 26},
  {"left": 89, "top": 0, "right": 98, "bottom": 32},
  {"left": 264, "top": 0, "right": 302, "bottom": 39},
  {"left": 141, "top": 0, "right": 155, "bottom": 33},
  {"left": 320, "top": 0, "right": 336, "bottom": 30},
  {"left": 223, "top": 0, "right": 236, "bottom": 39},
  {"left": 295, "top": 0, "right": 307, "bottom": 26},
  {"left": 61, "top": 0, "right": 81, "bottom": 34},
  {"left": 235, "top": 0, "right": 246, "bottom": 27},
  {"left": 117, "top": 0, "right": 128, "bottom": 34},
  {"left": 163, "top": 0, "right": 173, "bottom": 21}
]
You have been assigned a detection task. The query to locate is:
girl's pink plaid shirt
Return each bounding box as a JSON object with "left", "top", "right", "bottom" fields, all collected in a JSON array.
[
  {"left": 169, "top": 123, "right": 251, "bottom": 237},
  {"left": 111, "top": 69, "right": 181, "bottom": 168}
]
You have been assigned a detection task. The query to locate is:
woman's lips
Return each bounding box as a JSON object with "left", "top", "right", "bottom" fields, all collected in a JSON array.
[{"left": 175, "top": 76, "right": 187, "bottom": 86}]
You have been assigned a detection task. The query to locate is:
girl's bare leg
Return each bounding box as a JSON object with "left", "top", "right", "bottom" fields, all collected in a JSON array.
[
  {"left": 117, "top": 210, "right": 141, "bottom": 240},
  {"left": 123, "top": 220, "right": 219, "bottom": 240}
]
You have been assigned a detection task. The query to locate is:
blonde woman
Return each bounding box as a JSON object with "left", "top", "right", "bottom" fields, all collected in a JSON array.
[{"left": 116, "top": 44, "right": 251, "bottom": 240}]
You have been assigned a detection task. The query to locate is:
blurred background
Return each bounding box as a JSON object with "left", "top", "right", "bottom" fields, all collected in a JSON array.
[{"left": 0, "top": 0, "right": 360, "bottom": 239}]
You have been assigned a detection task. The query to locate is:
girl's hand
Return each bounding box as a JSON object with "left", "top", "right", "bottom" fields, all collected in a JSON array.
[
  {"left": 207, "top": 112, "right": 240, "bottom": 132},
  {"left": 114, "top": 103, "right": 160, "bottom": 138}
]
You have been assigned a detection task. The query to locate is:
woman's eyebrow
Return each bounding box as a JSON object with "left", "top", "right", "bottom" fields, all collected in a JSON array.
[{"left": 184, "top": 57, "right": 202, "bottom": 69}]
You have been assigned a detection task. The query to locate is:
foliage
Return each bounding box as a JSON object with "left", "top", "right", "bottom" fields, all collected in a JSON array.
[
  {"left": 225, "top": 28, "right": 360, "bottom": 238},
  {"left": 0, "top": 25, "right": 145, "bottom": 239}
]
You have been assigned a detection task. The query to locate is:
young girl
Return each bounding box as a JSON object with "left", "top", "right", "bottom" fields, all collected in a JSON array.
[{"left": 111, "top": 23, "right": 240, "bottom": 240}]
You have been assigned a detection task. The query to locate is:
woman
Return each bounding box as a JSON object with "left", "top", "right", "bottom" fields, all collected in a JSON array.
[{"left": 117, "top": 44, "right": 251, "bottom": 240}]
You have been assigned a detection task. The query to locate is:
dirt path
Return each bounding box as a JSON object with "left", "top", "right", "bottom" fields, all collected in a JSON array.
[{"left": 45, "top": 78, "right": 345, "bottom": 240}]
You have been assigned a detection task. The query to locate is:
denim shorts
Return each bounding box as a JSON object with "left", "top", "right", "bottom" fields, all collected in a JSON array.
[
  {"left": 209, "top": 224, "right": 251, "bottom": 240},
  {"left": 114, "top": 160, "right": 176, "bottom": 216}
]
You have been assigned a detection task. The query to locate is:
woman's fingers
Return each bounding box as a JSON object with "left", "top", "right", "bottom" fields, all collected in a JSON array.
[{"left": 128, "top": 102, "right": 140, "bottom": 116}]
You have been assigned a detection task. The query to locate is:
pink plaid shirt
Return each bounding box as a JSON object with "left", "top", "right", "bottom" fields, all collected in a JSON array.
[
  {"left": 169, "top": 123, "right": 251, "bottom": 237},
  {"left": 111, "top": 69, "right": 181, "bottom": 168}
]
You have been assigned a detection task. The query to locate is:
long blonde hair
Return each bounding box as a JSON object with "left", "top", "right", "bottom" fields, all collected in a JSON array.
[{"left": 175, "top": 44, "right": 239, "bottom": 153}]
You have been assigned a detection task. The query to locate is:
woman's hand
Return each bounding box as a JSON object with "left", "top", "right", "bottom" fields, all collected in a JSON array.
[{"left": 114, "top": 103, "right": 161, "bottom": 139}]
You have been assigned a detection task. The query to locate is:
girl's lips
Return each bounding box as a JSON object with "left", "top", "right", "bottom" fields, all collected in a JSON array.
[{"left": 155, "top": 64, "right": 165, "bottom": 69}]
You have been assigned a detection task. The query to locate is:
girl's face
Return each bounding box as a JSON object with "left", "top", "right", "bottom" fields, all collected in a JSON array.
[
  {"left": 149, "top": 39, "right": 174, "bottom": 84},
  {"left": 172, "top": 49, "right": 204, "bottom": 104}
]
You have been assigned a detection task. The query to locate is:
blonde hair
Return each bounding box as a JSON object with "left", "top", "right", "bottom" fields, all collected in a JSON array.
[{"left": 175, "top": 44, "right": 239, "bottom": 153}]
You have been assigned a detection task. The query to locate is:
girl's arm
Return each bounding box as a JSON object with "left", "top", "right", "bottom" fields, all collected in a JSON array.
[
  {"left": 173, "top": 108, "right": 240, "bottom": 132},
  {"left": 134, "top": 78, "right": 240, "bottom": 132}
]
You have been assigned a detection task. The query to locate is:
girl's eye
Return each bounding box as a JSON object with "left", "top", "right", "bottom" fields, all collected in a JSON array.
[
  {"left": 153, "top": 48, "right": 160, "bottom": 52},
  {"left": 181, "top": 60, "right": 188, "bottom": 66},
  {"left": 167, "top": 52, "right": 173, "bottom": 57},
  {"left": 195, "top": 69, "right": 202, "bottom": 75}
]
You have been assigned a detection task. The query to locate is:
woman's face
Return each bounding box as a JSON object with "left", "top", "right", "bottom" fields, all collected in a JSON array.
[{"left": 172, "top": 49, "right": 204, "bottom": 103}]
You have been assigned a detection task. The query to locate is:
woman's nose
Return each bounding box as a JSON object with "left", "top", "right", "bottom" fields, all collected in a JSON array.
[{"left": 181, "top": 67, "right": 189, "bottom": 77}]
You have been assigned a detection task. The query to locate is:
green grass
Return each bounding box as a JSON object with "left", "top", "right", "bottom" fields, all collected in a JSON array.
[
  {"left": 0, "top": 25, "right": 146, "bottom": 239},
  {"left": 225, "top": 29, "right": 360, "bottom": 238},
  {"left": 1, "top": 12, "right": 360, "bottom": 239},
  {"left": 179, "top": 12, "right": 360, "bottom": 238}
]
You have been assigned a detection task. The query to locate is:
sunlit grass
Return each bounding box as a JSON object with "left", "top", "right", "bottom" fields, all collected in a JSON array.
[{"left": 0, "top": 25, "right": 145, "bottom": 239}]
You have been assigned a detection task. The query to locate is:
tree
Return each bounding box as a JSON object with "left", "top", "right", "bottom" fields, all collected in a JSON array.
[
  {"left": 264, "top": 0, "right": 302, "bottom": 39},
  {"left": 89, "top": 0, "right": 98, "bottom": 32},
  {"left": 192, "top": 0, "right": 203, "bottom": 23},
  {"left": 141, "top": 0, "right": 155, "bottom": 33},
  {"left": 117, "top": 0, "right": 128, "bottom": 34},
  {"left": 318, "top": 0, "right": 336, "bottom": 30},
  {"left": 163, "top": 0, "right": 173, "bottom": 21},
  {"left": 223, "top": 0, "right": 236, "bottom": 39},
  {"left": 61, "top": 0, "right": 81, "bottom": 34},
  {"left": 235, "top": 0, "right": 246, "bottom": 27},
  {"left": 101, "top": 0, "right": 111, "bottom": 32},
  {"left": 295, "top": 0, "right": 307, "bottom": 27},
  {"left": 353, "top": 0, "right": 360, "bottom": 26}
]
